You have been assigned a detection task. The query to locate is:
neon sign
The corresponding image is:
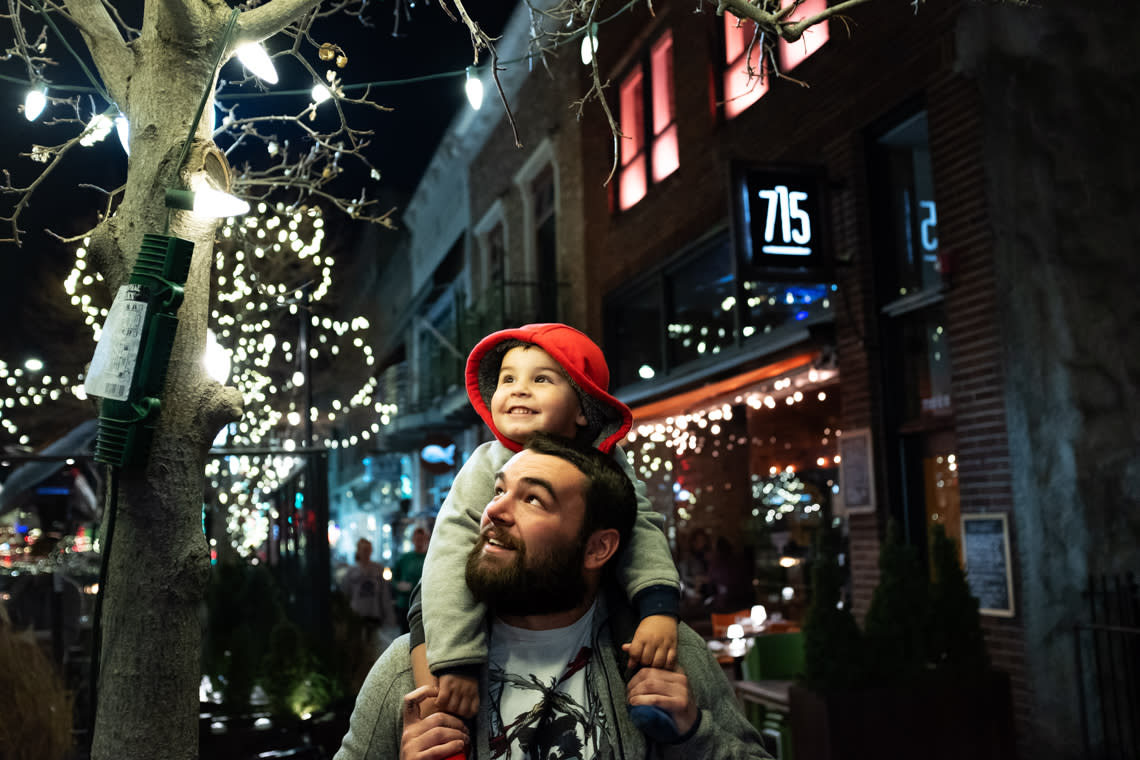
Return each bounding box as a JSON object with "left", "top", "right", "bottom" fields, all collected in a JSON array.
[{"left": 734, "top": 165, "right": 830, "bottom": 275}]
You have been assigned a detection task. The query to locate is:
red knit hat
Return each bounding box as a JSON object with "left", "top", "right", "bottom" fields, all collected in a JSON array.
[{"left": 465, "top": 323, "right": 633, "bottom": 453}]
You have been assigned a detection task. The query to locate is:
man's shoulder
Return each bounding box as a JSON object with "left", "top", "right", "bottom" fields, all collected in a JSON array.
[{"left": 453, "top": 440, "right": 515, "bottom": 481}]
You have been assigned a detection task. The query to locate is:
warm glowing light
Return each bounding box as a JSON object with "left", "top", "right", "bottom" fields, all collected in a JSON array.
[
  {"left": 465, "top": 67, "right": 484, "bottom": 110},
  {"left": 23, "top": 85, "right": 47, "bottom": 121},
  {"left": 236, "top": 42, "right": 279, "bottom": 84}
]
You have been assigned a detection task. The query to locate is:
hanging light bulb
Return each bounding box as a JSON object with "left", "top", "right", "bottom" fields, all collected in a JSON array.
[
  {"left": 115, "top": 114, "right": 130, "bottom": 154},
  {"left": 580, "top": 23, "right": 599, "bottom": 66},
  {"left": 465, "top": 66, "right": 484, "bottom": 111},
  {"left": 165, "top": 185, "right": 250, "bottom": 219},
  {"left": 80, "top": 109, "right": 115, "bottom": 147},
  {"left": 311, "top": 83, "right": 332, "bottom": 105},
  {"left": 24, "top": 84, "right": 48, "bottom": 121},
  {"left": 204, "top": 329, "right": 232, "bottom": 384},
  {"left": 235, "top": 42, "right": 278, "bottom": 85}
]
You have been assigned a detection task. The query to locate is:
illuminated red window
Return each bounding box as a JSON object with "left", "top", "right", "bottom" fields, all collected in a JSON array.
[
  {"left": 650, "top": 33, "right": 678, "bottom": 183},
  {"left": 723, "top": 1, "right": 829, "bottom": 119},
  {"left": 617, "top": 30, "right": 678, "bottom": 211}
]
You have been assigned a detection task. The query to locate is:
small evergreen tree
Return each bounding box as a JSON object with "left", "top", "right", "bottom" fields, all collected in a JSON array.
[
  {"left": 927, "top": 524, "right": 989, "bottom": 677},
  {"left": 802, "top": 520, "right": 866, "bottom": 690},
  {"left": 863, "top": 520, "right": 929, "bottom": 685}
]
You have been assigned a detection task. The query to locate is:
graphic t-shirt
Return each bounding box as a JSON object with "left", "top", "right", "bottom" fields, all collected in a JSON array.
[{"left": 487, "top": 602, "right": 606, "bottom": 759}]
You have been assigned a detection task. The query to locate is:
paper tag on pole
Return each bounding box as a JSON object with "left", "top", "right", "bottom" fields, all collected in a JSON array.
[{"left": 85, "top": 284, "right": 150, "bottom": 401}]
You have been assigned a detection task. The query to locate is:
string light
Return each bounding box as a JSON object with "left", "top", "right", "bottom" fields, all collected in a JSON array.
[
  {"left": 23, "top": 83, "right": 47, "bottom": 121},
  {"left": 464, "top": 66, "right": 484, "bottom": 110}
]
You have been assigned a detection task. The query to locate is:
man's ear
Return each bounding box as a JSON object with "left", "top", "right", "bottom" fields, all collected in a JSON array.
[{"left": 583, "top": 528, "right": 620, "bottom": 570}]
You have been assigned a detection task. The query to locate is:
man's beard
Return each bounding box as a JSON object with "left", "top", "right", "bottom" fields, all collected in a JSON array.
[{"left": 465, "top": 525, "right": 589, "bottom": 617}]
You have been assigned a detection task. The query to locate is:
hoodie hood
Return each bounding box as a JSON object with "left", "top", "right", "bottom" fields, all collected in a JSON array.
[{"left": 466, "top": 323, "right": 633, "bottom": 453}]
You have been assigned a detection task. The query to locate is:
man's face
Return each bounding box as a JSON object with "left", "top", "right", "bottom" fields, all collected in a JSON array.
[
  {"left": 465, "top": 450, "right": 591, "bottom": 617},
  {"left": 490, "top": 346, "right": 587, "bottom": 445}
]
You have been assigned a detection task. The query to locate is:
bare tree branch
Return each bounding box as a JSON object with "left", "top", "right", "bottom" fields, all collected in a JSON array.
[{"left": 61, "top": 0, "right": 130, "bottom": 100}]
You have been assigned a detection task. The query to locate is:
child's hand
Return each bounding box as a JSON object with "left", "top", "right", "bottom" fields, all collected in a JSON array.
[
  {"left": 437, "top": 672, "right": 480, "bottom": 719},
  {"left": 622, "top": 614, "right": 678, "bottom": 671}
]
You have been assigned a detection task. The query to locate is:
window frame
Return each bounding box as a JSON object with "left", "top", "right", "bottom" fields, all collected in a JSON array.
[{"left": 615, "top": 28, "right": 679, "bottom": 211}]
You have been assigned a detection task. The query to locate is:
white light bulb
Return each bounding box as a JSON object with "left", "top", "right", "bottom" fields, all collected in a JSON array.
[
  {"left": 193, "top": 186, "right": 250, "bottom": 218},
  {"left": 312, "top": 84, "right": 332, "bottom": 105},
  {"left": 80, "top": 111, "right": 114, "bottom": 147},
  {"left": 115, "top": 115, "right": 130, "bottom": 154},
  {"left": 580, "top": 26, "right": 599, "bottom": 66},
  {"left": 236, "top": 42, "right": 278, "bottom": 84},
  {"left": 204, "top": 330, "right": 232, "bottom": 384},
  {"left": 465, "top": 67, "right": 484, "bottom": 110},
  {"left": 24, "top": 85, "right": 47, "bottom": 121}
]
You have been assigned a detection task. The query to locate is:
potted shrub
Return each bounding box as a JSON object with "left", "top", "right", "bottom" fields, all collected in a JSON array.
[{"left": 790, "top": 521, "right": 1015, "bottom": 760}]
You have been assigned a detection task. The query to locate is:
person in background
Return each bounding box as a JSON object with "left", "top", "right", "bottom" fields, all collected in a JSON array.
[
  {"left": 334, "top": 434, "right": 769, "bottom": 760},
  {"left": 342, "top": 538, "right": 396, "bottom": 692},
  {"left": 392, "top": 524, "right": 430, "bottom": 635},
  {"left": 677, "top": 528, "right": 713, "bottom": 612},
  {"left": 707, "top": 536, "right": 755, "bottom": 613}
]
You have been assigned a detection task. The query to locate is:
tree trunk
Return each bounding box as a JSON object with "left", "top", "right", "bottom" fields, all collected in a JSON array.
[{"left": 90, "top": 8, "right": 242, "bottom": 758}]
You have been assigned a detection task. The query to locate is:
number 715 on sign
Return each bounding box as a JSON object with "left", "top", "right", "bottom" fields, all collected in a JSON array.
[{"left": 758, "top": 184, "right": 812, "bottom": 256}]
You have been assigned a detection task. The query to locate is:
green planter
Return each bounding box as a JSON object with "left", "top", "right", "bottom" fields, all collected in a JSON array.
[{"left": 789, "top": 670, "right": 1015, "bottom": 760}]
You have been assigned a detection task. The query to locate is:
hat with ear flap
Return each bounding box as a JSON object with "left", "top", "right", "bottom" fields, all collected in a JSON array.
[{"left": 465, "top": 323, "right": 634, "bottom": 454}]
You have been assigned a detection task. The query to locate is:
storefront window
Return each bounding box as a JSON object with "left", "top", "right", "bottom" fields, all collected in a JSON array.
[
  {"left": 877, "top": 111, "right": 943, "bottom": 298},
  {"left": 607, "top": 281, "right": 663, "bottom": 388},
  {"left": 666, "top": 238, "right": 736, "bottom": 367},
  {"left": 623, "top": 363, "right": 841, "bottom": 626},
  {"left": 741, "top": 280, "right": 834, "bottom": 339},
  {"left": 872, "top": 107, "right": 959, "bottom": 554},
  {"left": 899, "top": 303, "right": 954, "bottom": 424}
]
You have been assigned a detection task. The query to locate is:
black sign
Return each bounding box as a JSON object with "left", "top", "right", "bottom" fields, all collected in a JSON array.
[
  {"left": 732, "top": 164, "right": 831, "bottom": 278},
  {"left": 961, "top": 514, "right": 1015, "bottom": 617}
]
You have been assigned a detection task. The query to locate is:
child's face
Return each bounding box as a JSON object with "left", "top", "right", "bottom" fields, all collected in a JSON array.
[{"left": 491, "top": 346, "right": 587, "bottom": 445}]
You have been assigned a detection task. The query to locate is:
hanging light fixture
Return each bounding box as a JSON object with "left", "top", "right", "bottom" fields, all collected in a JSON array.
[
  {"left": 80, "top": 109, "right": 116, "bottom": 147},
  {"left": 24, "top": 83, "right": 48, "bottom": 121},
  {"left": 165, "top": 184, "right": 250, "bottom": 219},
  {"left": 235, "top": 42, "right": 278, "bottom": 84},
  {"left": 465, "top": 66, "right": 484, "bottom": 111},
  {"left": 580, "top": 23, "right": 599, "bottom": 66},
  {"left": 115, "top": 114, "right": 130, "bottom": 154},
  {"left": 311, "top": 83, "right": 333, "bottom": 105}
]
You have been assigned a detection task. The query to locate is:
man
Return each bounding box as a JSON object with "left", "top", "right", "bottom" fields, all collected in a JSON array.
[
  {"left": 392, "top": 524, "right": 430, "bottom": 635},
  {"left": 335, "top": 434, "right": 769, "bottom": 759}
]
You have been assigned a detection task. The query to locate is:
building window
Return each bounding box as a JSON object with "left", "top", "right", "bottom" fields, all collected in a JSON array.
[
  {"left": 871, "top": 108, "right": 959, "bottom": 553},
  {"left": 722, "top": 0, "right": 830, "bottom": 119},
  {"left": 618, "top": 30, "right": 679, "bottom": 210},
  {"left": 604, "top": 232, "right": 834, "bottom": 389}
]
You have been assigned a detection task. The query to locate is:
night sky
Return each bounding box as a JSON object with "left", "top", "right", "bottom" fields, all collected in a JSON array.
[{"left": 0, "top": 0, "right": 512, "bottom": 359}]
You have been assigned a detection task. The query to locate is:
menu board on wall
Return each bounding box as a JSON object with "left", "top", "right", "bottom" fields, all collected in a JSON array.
[
  {"left": 961, "top": 513, "right": 1015, "bottom": 617},
  {"left": 838, "top": 427, "right": 875, "bottom": 514}
]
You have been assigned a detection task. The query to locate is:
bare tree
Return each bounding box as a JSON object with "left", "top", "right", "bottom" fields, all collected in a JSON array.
[{"left": 0, "top": 1, "right": 395, "bottom": 757}]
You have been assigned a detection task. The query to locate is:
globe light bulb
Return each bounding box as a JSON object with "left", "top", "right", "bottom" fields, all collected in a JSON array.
[
  {"left": 312, "top": 84, "right": 332, "bottom": 105},
  {"left": 24, "top": 85, "right": 47, "bottom": 121}
]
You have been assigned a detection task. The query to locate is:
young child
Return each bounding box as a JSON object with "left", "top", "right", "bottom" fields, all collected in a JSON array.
[{"left": 407, "top": 323, "right": 681, "bottom": 734}]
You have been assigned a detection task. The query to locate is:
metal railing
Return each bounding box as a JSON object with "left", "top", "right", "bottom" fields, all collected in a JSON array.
[{"left": 1076, "top": 572, "right": 1140, "bottom": 760}]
